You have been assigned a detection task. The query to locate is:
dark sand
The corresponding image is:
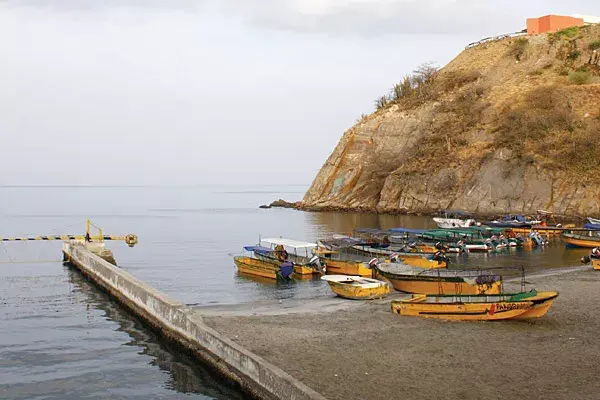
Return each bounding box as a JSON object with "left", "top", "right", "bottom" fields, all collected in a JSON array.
[{"left": 200, "top": 269, "right": 600, "bottom": 400}]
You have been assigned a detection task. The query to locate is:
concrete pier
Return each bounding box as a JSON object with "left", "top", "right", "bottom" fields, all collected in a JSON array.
[{"left": 62, "top": 242, "right": 327, "bottom": 400}]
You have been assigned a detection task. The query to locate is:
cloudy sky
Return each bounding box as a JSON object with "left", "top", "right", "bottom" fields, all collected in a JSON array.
[{"left": 1, "top": 0, "right": 597, "bottom": 185}]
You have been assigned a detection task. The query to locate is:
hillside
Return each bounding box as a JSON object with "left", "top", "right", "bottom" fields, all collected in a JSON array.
[{"left": 300, "top": 25, "right": 600, "bottom": 216}]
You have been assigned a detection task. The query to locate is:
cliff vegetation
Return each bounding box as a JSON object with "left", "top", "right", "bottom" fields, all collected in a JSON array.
[{"left": 301, "top": 25, "right": 600, "bottom": 216}]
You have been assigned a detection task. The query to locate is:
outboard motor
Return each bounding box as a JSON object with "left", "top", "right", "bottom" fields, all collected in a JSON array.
[
  {"left": 433, "top": 251, "right": 450, "bottom": 265},
  {"left": 484, "top": 238, "right": 493, "bottom": 250},
  {"left": 308, "top": 255, "right": 324, "bottom": 273},
  {"left": 390, "top": 253, "right": 400, "bottom": 263},
  {"left": 435, "top": 242, "right": 444, "bottom": 250},
  {"left": 457, "top": 240, "right": 468, "bottom": 253},
  {"left": 368, "top": 258, "right": 379, "bottom": 269}
]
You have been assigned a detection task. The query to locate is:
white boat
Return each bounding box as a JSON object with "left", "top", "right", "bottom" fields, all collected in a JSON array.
[{"left": 433, "top": 210, "right": 476, "bottom": 229}]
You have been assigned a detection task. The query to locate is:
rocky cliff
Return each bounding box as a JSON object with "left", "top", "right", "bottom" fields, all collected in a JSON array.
[{"left": 301, "top": 25, "right": 600, "bottom": 216}]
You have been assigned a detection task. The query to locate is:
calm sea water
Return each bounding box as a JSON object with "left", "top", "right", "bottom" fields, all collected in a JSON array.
[{"left": 0, "top": 185, "right": 589, "bottom": 399}]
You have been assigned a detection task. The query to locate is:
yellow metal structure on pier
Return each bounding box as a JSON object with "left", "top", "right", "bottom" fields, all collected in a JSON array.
[{"left": 0, "top": 219, "right": 138, "bottom": 247}]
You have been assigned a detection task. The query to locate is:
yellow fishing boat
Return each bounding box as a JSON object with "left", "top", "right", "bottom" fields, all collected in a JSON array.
[
  {"left": 391, "top": 290, "right": 558, "bottom": 321},
  {"left": 562, "top": 232, "right": 600, "bottom": 248},
  {"left": 321, "top": 275, "right": 390, "bottom": 300},
  {"left": 233, "top": 256, "right": 293, "bottom": 280},
  {"left": 511, "top": 226, "right": 570, "bottom": 236},
  {"left": 398, "top": 255, "right": 446, "bottom": 269},
  {"left": 321, "top": 258, "right": 373, "bottom": 278},
  {"left": 348, "top": 244, "right": 448, "bottom": 269},
  {"left": 259, "top": 238, "right": 324, "bottom": 277},
  {"left": 374, "top": 263, "right": 501, "bottom": 295}
]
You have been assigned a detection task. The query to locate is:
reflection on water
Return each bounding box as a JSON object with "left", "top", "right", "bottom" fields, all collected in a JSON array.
[
  {"left": 66, "top": 269, "right": 246, "bottom": 399},
  {"left": 0, "top": 260, "right": 244, "bottom": 400},
  {"left": 303, "top": 211, "right": 437, "bottom": 239}
]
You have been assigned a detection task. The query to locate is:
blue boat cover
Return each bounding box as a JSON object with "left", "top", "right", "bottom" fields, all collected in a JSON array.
[
  {"left": 280, "top": 261, "right": 294, "bottom": 278},
  {"left": 584, "top": 223, "right": 600, "bottom": 230},
  {"left": 243, "top": 245, "right": 272, "bottom": 254}
]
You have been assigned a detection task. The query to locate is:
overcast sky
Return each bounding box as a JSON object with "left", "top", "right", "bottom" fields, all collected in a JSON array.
[{"left": 1, "top": 0, "right": 598, "bottom": 186}]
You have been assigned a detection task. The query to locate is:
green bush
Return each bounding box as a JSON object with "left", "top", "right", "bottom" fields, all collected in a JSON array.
[
  {"left": 567, "top": 50, "right": 581, "bottom": 61},
  {"left": 568, "top": 70, "right": 592, "bottom": 85},
  {"left": 555, "top": 26, "right": 580, "bottom": 39},
  {"left": 589, "top": 40, "right": 600, "bottom": 50}
]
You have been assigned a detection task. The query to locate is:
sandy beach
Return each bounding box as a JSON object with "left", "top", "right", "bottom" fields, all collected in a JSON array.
[{"left": 200, "top": 268, "right": 600, "bottom": 400}]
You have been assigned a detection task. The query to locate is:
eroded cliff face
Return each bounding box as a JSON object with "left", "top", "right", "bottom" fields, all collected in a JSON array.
[{"left": 302, "top": 26, "right": 600, "bottom": 216}]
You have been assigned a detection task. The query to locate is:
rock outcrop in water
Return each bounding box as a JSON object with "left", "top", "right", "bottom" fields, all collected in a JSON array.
[{"left": 301, "top": 26, "right": 600, "bottom": 216}]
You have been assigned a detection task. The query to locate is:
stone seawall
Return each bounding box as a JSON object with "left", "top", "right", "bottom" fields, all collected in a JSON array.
[{"left": 62, "top": 242, "right": 326, "bottom": 400}]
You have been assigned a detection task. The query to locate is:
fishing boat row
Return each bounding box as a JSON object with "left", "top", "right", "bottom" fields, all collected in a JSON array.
[{"left": 432, "top": 210, "right": 584, "bottom": 237}]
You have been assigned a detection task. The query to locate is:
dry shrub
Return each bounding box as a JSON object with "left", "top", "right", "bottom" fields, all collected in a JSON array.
[
  {"left": 440, "top": 70, "right": 481, "bottom": 91},
  {"left": 589, "top": 40, "right": 600, "bottom": 51},
  {"left": 374, "top": 62, "right": 440, "bottom": 111},
  {"left": 553, "top": 121, "right": 600, "bottom": 174},
  {"left": 509, "top": 38, "right": 529, "bottom": 61},
  {"left": 568, "top": 70, "right": 592, "bottom": 85},
  {"left": 492, "top": 85, "right": 599, "bottom": 174}
]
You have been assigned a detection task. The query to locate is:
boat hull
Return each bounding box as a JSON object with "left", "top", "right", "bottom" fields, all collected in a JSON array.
[
  {"left": 391, "top": 291, "right": 558, "bottom": 321},
  {"left": 562, "top": 234, "right": 600, "bottom": 248},
  {"left": 381, "top": 276, "right": 501, "bottom": 295},
  {"left": 397, "top": 256, "right": 446, "bottom": 269},
  {"left": 234, "top": 257, "right": 286, "bottom": 280},
  {"left": 325, "top": 280, "right": 390, "bottom": 300},
  {"left": 293, "top": 265, "right": 322, "bottom": 277},
  {"left": 322, "top": 259, "right": 373, "bottom": 277},
  {"left": 511, "top": 227, "right": 565, "bottom": 236},
  {"left": 593, "top": 258, "right": 600, "bottom": 271}
]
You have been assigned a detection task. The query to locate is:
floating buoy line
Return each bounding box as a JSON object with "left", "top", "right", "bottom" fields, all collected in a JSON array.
[{"left": 0, "top": 219, "right": 137, "bottom": 264}]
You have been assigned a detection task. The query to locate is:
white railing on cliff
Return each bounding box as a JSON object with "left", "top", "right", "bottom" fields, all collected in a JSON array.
[{"left": 465, "top": 30, "right": 528, "bottom": 49}]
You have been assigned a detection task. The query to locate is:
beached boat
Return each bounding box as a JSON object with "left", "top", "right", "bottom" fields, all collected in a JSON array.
[
  {"left": 314, "top": 249, "right": 374, "bottom": 277},
  {"left": 433, "top": 210, "right": 476, "bottom": 229},
  {"left": 321, "top": 275, "right": 390, "bottom": 300},
  {"left": 234, "top": 248, "right": 294, "bottom": 281},
  {"left": 374, "top": 263, "right": 501, "bottom": 295},
  {"left": 257, "top": 238, "right": 324, "bottom": 276},
  {"left": 562, "top": 231, "right": 600, "bottom": 248},
  {"left": 391, "top": 290, "right": 558, "bottom": 321}
]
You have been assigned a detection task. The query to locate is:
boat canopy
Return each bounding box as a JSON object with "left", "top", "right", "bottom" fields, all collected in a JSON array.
[
  {"left": 319, "top": 237, "right": 364, "bottom": 248},
  {"left": 261, "top": 238, "right": 317, "bottom": 249},
  {"left": 388, "top": 228, "right": 428, "bottom": 234}
]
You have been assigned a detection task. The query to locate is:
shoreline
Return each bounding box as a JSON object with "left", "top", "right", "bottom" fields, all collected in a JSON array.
[
  {"left": 202, "top": 267, "right": 600, "bottom": 400},
  {"left": 261, "top": 199, "right": 588, "bottom": 221}
]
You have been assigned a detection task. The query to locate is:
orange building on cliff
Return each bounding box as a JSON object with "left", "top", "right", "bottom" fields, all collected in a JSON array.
[{"left": 527, "top": 15, "right": 584, "bottom": 34}]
